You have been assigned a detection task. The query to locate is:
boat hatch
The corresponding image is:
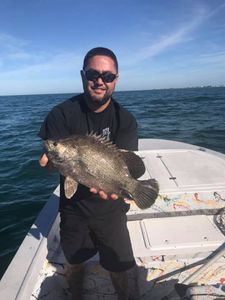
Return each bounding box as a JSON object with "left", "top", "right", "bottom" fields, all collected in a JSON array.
[
  {"left": 128, "top": 215, "right": 225, "bottom": 257},
  {"left": 139, "top": 149, "right": 225, "bottom": 192}
]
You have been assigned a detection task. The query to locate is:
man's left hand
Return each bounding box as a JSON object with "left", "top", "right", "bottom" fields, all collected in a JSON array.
[
  {"left": 89, "top": 188, "right": 133, "bottom": 204},
  {"left": 89, "top": 188, "right": 118, "bottom": 200}
]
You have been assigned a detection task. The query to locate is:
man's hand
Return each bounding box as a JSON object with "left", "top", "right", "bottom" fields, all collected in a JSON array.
[
  {"left": 89, "top": 188, "right": 118, "bottom": 200},
  {"left": 39, "top": 153, "right": 56, "bottom": 171},
  {"left": 39, "top": 153, "right": 48, "bottom": 167},
  {"left": 90, "top": 188, "right": 133, "bottom": 204}
]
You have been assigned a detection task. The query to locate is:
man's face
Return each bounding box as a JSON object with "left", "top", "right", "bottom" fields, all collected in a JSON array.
[{"left": 81, "top": 55, "right": 118, "bottom": 104}]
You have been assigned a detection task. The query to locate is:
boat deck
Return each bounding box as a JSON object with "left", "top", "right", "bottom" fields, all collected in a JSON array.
[
  {"left": 1, "top": 139, "right": 225, "bottom": 299},
  {"left": 31, "top": 210, "right": 225, "bottom": 299}
]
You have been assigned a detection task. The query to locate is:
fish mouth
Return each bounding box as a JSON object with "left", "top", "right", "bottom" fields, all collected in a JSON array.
[
  {"left": 44, "top": 140, "right": 67, "bottom": 164},
  {"left": 44, "top": 140, "right": 60, "bottom": 164}
]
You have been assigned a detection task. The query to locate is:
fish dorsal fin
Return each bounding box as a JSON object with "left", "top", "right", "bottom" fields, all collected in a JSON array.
[
  {"left": 87, "top": 132, "right": 117, "bottom": 150},
  {"left": 87, "top": 133, "right": 146, "bottom": 178},
  {"left": 119, "top": 150, "right": 146, "bottom": 179}
]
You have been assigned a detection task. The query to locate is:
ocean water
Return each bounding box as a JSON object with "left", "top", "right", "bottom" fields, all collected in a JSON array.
[{"left": 0, "top": 87, "right": 225, "bottom": 278}]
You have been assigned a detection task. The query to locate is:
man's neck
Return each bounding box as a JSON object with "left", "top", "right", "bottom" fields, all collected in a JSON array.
[{"left": 94, "top": 98, "right": 111, "bottom": 113}]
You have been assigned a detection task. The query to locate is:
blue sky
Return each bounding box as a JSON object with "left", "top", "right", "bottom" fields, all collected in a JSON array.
[{"left": 0, "top": 0, "right": 225, "bottom": 95}]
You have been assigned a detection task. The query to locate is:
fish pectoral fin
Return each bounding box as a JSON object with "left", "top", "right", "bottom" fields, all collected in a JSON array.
[{"left": 64, "top": 177, "right": 78, "bottom": 199}]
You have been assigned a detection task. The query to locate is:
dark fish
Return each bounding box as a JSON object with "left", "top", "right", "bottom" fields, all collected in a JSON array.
[{"left": 45, "top": 134, "right": 159, "bottom": 209}]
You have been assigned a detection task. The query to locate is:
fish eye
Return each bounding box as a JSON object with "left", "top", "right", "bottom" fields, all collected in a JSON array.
[{"left": 53, "top": 141, "right": 58, "bottom": 147}]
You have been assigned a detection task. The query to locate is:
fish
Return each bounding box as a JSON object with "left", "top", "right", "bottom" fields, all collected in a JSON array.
[{"left": 44, "top": 133, "right": 159, "bottom": 209}]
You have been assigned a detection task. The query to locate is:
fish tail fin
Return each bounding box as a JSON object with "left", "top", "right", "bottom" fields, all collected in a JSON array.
[{"left": 131, "top": 179, "right": 159, "bottom": 209}]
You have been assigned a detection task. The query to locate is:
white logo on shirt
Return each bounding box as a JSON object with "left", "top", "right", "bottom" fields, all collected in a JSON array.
[{"left": 102, "top": 127, "right": 110, "bottom": 140}]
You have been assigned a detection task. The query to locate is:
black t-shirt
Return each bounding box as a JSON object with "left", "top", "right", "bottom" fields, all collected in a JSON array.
[{"left": 38, "top": 93, "right": 138, "bottom": 216}]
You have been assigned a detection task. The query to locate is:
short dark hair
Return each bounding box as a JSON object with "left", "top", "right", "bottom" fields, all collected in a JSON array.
[{"left": 83, "top": 47, "right": 118, "bottom": 72}]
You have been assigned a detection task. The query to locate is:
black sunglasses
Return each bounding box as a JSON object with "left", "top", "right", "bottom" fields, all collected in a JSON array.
[{"left": 83, "top": 69, "right": 117, "bottom": 83}]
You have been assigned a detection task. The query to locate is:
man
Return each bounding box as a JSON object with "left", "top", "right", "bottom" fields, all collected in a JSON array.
[{"left": 39, "top": 47, "right": 139, "bottom": 299}]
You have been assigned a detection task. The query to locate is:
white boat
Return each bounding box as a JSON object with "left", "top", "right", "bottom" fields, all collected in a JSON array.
[{"left": 1, "top": 139, "right": 225, "bottom": 299}]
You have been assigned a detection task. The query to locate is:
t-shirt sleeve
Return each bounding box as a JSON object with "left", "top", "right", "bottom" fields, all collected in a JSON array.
[
  {"left": 114, "top": 111, "right": 138, "bottom": 151},
  {"left": 38, "top": 106, "right": 70, "bottom": 140}
]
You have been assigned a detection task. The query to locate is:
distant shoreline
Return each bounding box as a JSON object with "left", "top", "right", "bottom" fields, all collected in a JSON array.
[{"left": 0, "top": 85, "right": 225, "bottom": 98}]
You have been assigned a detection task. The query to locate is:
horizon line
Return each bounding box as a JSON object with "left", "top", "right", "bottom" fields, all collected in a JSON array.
[{"left": 0, "top": 85, "right": 224, "bottom": 97}]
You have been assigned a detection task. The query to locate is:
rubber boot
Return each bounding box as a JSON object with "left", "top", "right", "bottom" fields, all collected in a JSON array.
[
  {"left": 109, "top": 265, "right": 140, "bottom": 300},
  {"left": 127, "top": 265, "right": 140, "bottom": 300},
  {"left": 109, "top": 270, "right": 129, "bottom": 300},
  {"left": 65, "top": 263, "right": 84, "bottom": 300}
]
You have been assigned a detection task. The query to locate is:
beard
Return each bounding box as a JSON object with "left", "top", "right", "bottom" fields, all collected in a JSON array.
[{"left": 84, "top": 87, "right": 113, "bottom": 111}]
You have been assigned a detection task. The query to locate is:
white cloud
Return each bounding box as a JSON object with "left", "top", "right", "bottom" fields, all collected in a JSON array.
[
  {"left": 0, "top": 32, "right": 84, "bottom": 94},
  {"left": 0, "top": 34, "right": 83, "bottom": 94},
  {"left": 0, "top": 32, "right": 83, "bottom": 78},
  {"left": 198, "top": 51, "right": 225, "bottom": 63},
  {"left": 0, "top": 52, "right": 82, "bottom": 78},
  {"left": 121, "top": 2, "right": 225, "bottom": 66},
  {"left": 0, "top": 33, "right": 28, "bottom": 49},
  {"left": 0, "top": 33, "right": 30, "bottom": 62},
  {"left": 0, "top": 32, "right": 83, "bottom": 79},
  {"left": 135, "top": 5, "right": 208, "bottom": 61}
]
